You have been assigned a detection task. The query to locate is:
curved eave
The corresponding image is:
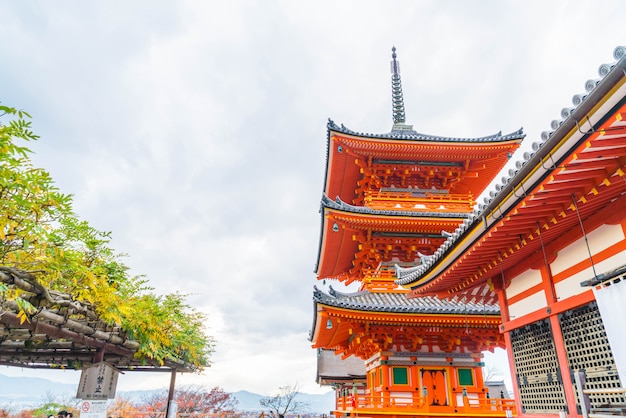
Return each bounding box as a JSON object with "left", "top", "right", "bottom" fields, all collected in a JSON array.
[
  {"left": 310, "top": 299, "right": 501, "bottom": 350},
  {"left": 328, "top": 119, "right": 525, "bottom": 143},
  {"left": 323, "top": 125, "right": 524, "bottom": 202},
  {"left": 324, "top": 128, "right": 524, "bottom": 201},
  {"left": 315, "top": 200, "right": 468, "bottom": 279},
  {"left": 401, "top": 48, "right": 626, "bottom": 296}
]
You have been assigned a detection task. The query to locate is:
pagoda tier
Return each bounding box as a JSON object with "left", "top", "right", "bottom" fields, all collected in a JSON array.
[
  {"left": 316, "top": 123, "right": 524, "bottom": 290},
  {"left": 315, "top": 195, "right": 468, "bottom": 286},
  {"left": 323, "top": 120, "right": 525, "bottom": 207},
  {"left": 311, "top": 286, "right": 504, "bottom": 358},
  {"left": 309, "top": 286, "right": 514, "bottom": 417}
]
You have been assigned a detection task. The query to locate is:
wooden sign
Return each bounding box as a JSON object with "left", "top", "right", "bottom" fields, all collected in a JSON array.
[{"left": 76, "top": 362, "right": 119, "bottom": 400}]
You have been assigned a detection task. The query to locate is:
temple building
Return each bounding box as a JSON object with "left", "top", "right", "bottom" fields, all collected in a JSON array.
[
  {"left": 309, "top": 48, "right": 523, "bottom": 418},
  {"left": 399, "top": 46, "right": 626, "bottom": 418}
]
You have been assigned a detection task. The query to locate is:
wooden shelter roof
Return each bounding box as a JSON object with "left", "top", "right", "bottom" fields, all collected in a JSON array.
[
  {"left": 0, "top": 268, "right": 194, "bottom": 372},
  {"left": 399, "top": 46, "right": 626, "bottom": 300}
]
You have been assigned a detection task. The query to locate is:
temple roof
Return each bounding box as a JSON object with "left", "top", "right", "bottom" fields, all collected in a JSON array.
[
  {"left": 310, "top": 285, "right": 504, "bottom": 357},
  {"left": 323, "top": 124, "right": 524, "bottom": 205},
  {"left": 398, "top": 45, "right": 626, "bottom": 297},
  {"left": 327, "top": 119, "right": 525, "bottom": 143},
  {"left": 313, "top": 285, "right": 499, "bottom": 314}
]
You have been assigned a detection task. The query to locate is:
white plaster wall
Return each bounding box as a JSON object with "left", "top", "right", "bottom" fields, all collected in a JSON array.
[
  {"left": 390, "top": 392, "right": 413, "bottom": 403},
  {"left": 551, "top": 224, "right": 625, "bottom": 275},
  {"left": 555, "top": 250, "right": 626, "bottom": 300},
  {"left": 506, "top": 269, "right": 542, "bottom": 299},
  {"left": 508, "top": 290, "right": 547, "bottom": 319}
]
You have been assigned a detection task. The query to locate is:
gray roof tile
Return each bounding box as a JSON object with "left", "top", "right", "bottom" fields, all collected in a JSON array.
[
  {"left": 395, "top": 45, "right": 626, "bottom": 287},
  {"left": 313, "top": 285, "right": 499, "bottom": 314}
]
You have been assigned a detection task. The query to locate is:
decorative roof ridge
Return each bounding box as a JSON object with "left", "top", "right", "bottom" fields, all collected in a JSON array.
[
  {"left": 395, "top": 45, "right": 626, "bottom": 289},
  {"left": 394, "top": 263, "right": 423, "bottom": 277},
  {"left": 320, "top": 194, "right": 469, "bottom": 219},
  {"left": 313, "top": 285, "right": 370, "bottom": 301},
  {"left": 312, "top": 285, "right": 500, "bottom": 314},
  {"left": 328, "top": 285, "right": 370, "bottom": 298},
  {"left": 327, "top": 118, "right": 525, "bottom": 143}
]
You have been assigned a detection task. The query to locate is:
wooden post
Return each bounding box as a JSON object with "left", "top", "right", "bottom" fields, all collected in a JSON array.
[
  {"left": 574, "top": 372, "right": 590, "bottom": 418},
  {"left": 166, "top": 369, "right": 177, "bottom": 418},
  {"left": 94, "top": 347, "right": 105, "bottom": 363}
]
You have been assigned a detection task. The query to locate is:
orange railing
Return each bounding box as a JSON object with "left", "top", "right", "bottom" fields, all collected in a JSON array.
[
  {"left": 334, "top": 391, "right": 516, "bottom": 416},
  {"left": 364, "top": 190, "right": 474, "bottom": 211},
  {"left": 113, "top": 413, "right": 321, "bottom": 418}
]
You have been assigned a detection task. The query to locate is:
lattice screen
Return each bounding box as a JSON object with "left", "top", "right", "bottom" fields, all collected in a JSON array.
[
  {"left": 510, "top": 319, "right": 567, "bottom": 413},
  {"left": 560, "top": 301, "right": 626, "bottom": 412}
]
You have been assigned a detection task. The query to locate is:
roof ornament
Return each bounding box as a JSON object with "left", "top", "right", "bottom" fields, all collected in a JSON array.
[
  {"left": 417, "top": 251, "right": 433, "bottom": 264},
  {"left": 390, "top": 46, "right": 413, "bottom": 132}
]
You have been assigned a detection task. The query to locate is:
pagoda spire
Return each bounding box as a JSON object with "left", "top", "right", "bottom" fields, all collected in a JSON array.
[{"left": 390, "top": 47, "right": 413, "bottom": 131}]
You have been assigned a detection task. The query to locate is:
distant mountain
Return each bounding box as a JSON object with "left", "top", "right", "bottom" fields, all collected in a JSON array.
[
  {"left": 0, "top": 374, "right": 335, "bottom": 414},
  {"left": 231, "top": 390, "right": 265, "bottom": 411},
  {"left": 231, "top": 390, "right": 334, "bottom": 414},
  {"left": 0, "top": 374, "right": 77, "bottom": 407},
  {"left": 115, "top": 389, "right": 334, "bottom": 414}
]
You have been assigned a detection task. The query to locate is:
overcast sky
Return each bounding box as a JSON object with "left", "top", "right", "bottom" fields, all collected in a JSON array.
[{"left": 1, "top": 1, "right": 624, "bottom": 397}]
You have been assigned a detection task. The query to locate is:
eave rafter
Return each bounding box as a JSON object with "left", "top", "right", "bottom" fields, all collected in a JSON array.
[
  {"left": 333, "top": 134, "right": 520, "bottom": 161},
  {"left": 413, "top": 157, "right": 626, "bottom": 297},
  {"left": 327, "top": 210, "right": 463, "bottom": 233},
  {"left": 410, "top": 110, "right": 626, "bottom": 298},
  {"left": 327, "top": 131, "right": 522, "bottom": 204},
  {"left": 316, "top": 316, "right": 504, "bottom": 358},
  {"left": 315, "top": 306, "right": 504, "bottom": 359}
]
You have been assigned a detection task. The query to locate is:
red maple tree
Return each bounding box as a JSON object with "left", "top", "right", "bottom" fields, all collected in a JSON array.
[{"left": 139, "top": 385, "right": 239, "bottom": 415}]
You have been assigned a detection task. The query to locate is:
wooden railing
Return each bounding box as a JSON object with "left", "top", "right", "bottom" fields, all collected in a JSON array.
[
  {"left": 363, "top": 190, "right": 474, "bottom": 211},
  {"left": 574, "top": 371, "right": 626, "bottom": 418},
  {"left": 114, "top": 413, "right": 321, "bottom": 418},
  {"left": 334, "top": 391, "right": 516, "bottom": 415}
]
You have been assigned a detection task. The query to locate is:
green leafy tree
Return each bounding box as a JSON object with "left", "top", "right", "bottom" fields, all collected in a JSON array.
[
  {"left": 32, "top": 402, "right": 74, "bottom": 418},
  {"left": 0, "top": 104, "right": 214, "bottom": 368}
]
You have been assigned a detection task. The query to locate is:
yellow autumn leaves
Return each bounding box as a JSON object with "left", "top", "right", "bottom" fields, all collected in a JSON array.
[{"left": 0, "top": 105, "right": 214, "bottom": 369}]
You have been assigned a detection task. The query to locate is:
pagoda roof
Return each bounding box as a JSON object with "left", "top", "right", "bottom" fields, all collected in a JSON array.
[
  {"left": 328, "top": 119, "right": 525, "bottom": 143},
  {"left": 399, "top": 45, "right": 626, "bottom": 299},
  {"left": 323, "top": 123, "right": 524, "bottom": 204},
  {"left": 313, "top": 285, "right": 499, "bottom": 315},
  {"left": 309, "top": 286, "right": 504, "bottom": 356},
  {"left": 315, "top": 195, "right": 468, "bottom": 280}
]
